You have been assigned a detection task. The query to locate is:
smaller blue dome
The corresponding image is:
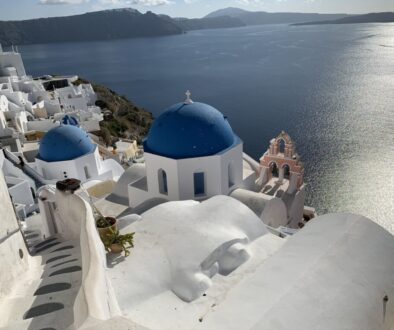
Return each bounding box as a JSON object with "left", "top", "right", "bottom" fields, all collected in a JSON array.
[
  {"left": 144, "top": 102, "right": 240, "bottom": 159},
  {"left": 37, "top": 125, "right": 95, "bottom": 162},
  {"left": 61, "top": 115, "right": 79, "bottom": 126}
]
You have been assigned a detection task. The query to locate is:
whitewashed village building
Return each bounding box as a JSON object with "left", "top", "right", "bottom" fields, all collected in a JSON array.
[
  {"left": 0, "top": 43, "right": 102, "bottom": 139},
  {"left": 0, "top": 45, "right": 125, "bottom": 220}
]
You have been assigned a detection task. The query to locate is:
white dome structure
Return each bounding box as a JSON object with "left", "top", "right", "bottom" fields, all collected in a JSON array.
[{"left": 128, "top": 96, "right": 248, "bottom": 207}]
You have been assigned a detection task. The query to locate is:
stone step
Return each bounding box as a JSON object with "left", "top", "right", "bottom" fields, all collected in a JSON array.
[
  {"left": 1, "top": 289, "right": 77, "bottom": 325},
  {"left": 0, "top": 305, "right": 74, "bottom": 330},
  {"left": 10, "top": 270, "right": 82, "bottom": 299}
]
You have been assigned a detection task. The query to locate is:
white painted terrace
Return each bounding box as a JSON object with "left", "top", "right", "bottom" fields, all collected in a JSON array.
[{"left": 1, "top": 170, "right": 394, "bottom": 329}]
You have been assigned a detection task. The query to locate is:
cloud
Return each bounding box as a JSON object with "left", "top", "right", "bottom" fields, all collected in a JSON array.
[
  {"left": 39, "top": 0, "right": 89, "bottom": 4},
  {"left": 101, "top": 0, "right": 173, "bottom": 6},
  {"left": 235, "top": 0, "right": 267, "bottom": 4}
]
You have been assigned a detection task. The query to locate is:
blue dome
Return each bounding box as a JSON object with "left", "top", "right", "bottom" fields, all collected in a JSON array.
[
  {"left": 37, "top": 125, "right": 96, "bottom": 162},
  {"left": 61, "top": 115, "right": 79, "bottom": 126},
  {"left": 144, "top": 102, "right": 240, "bottom": 159}
]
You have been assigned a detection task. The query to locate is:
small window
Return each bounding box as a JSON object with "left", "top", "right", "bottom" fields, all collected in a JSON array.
[
  {"left": 158, "top": 169, "right": 168, "bottom": 195},
  {"left": 194, "top": 172, "right": 205, "bottom": 196},
  {"left": 84, "top": 166, "right": 90, "bottom": 180},
  {"left": 228, "top": 162, "right": 235, "bottom": 188}
]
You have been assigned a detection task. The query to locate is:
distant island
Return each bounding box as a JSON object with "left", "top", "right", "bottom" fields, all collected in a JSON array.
[
  {"left": 0, "top": 8, "right": 393, "bottom": 46},
  {"left": 293, "top": 12, "right": 394, "bottom": 26},
  {"left": 174, "top": 15, "right": 245, "bottom": 31},
  {"left": 205, "top": 7, "right": 347, "bottom": 26},
  {"left": 0, "top": 9, "right": 182, "bottom": 46}
]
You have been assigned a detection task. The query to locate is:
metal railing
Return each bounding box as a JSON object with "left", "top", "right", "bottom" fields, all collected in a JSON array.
[{"left": 2, "top": 148, "right": 49, "bottom": 188}]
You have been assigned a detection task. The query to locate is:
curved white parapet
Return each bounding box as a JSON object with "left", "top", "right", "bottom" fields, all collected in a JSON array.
[
  {"left": 230, "top": 188, "right": 288, "bottom": 228},
  {"left": 54, "top": 190, "right": 121, "bottom": 329},
  {"left": 242, "top": 152, "right": 260, "bottom": 173},
  {"left": 101, "top": 158, "right": 125, "bottom": 182}
]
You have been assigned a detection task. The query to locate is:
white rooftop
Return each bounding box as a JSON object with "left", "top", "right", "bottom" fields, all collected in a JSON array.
[
  {"left": 105, "top": 198, "right": 394, "bottom": 330},
  {"left": 1, "top": 170, "right": 394, "bottom": 329}
]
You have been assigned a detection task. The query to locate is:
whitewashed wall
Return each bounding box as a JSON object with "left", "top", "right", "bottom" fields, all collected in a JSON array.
[
  {"left": 0, "top": 52, "right": 26, "bottom": 77},
  {"left": 129, "top": 143, "right": 243, "bottom": 208},
  {"left": 0, "top": 169, "right": 31, "bottom": 300},
  {"left": 26, "top": 120, "right": 59, "bottom": 132},
  {"left": 36, "top": 147, "right": 122, "bottom": 183}
]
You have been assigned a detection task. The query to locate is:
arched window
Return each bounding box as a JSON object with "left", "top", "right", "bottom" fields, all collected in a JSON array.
[
  {"left": 283, "top": 164, "right": 291, "bottom": 180},
  {"left": 228, "top": 162, "right": 235, "bottom": 188},
  {"left": 158, "top": 169, "right": 168, "bottom": 195},
  {"left": 279, "top": 139, "right": 286, "bottom": 154},
  {"left": 270, "top": 162, "right": 279, "bottom": 178},
  {"left": 194, "top": 172, "right": 205, "bottom": 196}
]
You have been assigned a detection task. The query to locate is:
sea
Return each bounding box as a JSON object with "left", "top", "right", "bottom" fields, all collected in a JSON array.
[{"left": 17, "top": 23, "right": 394, "bottom": 233}]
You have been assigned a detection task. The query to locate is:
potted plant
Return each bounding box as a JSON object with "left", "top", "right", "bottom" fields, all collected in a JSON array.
[
  {"left": 102, "top": 230, "right": 135, "bottom": 257},
  {"left": 80, "top": 185, "right": 118, "bottom": 240},
  {"left": 80, "top": 185, "right": 134, "bottom": 255},
  {"left": 96, "top": 215, "right": 119, "bottom": 241}
]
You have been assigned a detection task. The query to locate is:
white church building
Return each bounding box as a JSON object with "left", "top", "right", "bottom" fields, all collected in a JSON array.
[
  {"left": 128, "top": 93, "right": 255, "bottom": 207},
  {"left": 35, "top": 124, "right": 124, "bottom": 183},
  {"left": 112, "top": 92, "right": 309, "bottom": 230}
]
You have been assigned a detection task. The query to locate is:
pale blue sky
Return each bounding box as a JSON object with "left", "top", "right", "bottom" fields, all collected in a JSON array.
[{"left": 1, "top": 0, "right": 393, "bottom": 20}]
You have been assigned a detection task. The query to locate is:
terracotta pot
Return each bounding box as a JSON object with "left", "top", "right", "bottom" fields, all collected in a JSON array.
[
  {"left": 110, "top": 243, "right": 123, "bottom": 254},
  {"left": 97, "top": 217, "right": 117, "bottom": 240}
]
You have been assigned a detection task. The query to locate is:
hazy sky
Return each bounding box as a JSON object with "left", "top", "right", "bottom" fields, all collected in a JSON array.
[{"left": 1, "top": 0, "right": 393, "bottom": 20}]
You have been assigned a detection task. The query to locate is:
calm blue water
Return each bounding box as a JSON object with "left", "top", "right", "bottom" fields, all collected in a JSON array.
[{"left": 17, "top": 24, "right": 394, "bottom": 232}]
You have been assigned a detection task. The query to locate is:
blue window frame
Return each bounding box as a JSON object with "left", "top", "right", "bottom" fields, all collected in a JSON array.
[{"left": 194, "top": 172, "right": 205, "bottom": 196}]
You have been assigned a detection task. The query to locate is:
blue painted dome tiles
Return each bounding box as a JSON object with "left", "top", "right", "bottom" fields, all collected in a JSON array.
[
  {"left": 144, "top": 102, "right": 240, "bottom": 159},
  {"left": 37, "top": 125, "right": 95, "bottom": 162}
]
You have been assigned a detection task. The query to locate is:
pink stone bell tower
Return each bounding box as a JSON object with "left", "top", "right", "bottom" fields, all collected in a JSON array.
[{"left": 258, "top": 131, "right": 304, "bottom": 193}]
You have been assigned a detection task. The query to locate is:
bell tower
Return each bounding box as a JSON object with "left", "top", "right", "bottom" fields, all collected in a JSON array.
[{"left": 258, "top": 131, "right": 304, "bottom": 193}]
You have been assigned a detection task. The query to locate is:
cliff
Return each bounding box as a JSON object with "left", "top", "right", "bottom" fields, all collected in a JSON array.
[
  {"left": 0, "top": 9, "right": 182, "bottom": 46},
  {"left": 73, "top": 78, "right": 153, "bottom": 146}
]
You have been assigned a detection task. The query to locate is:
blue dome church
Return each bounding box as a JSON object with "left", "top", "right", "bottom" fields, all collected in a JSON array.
[
  {"left": 37, "top": 125, "right": 94, "bottom": 163},
  {"left": 35, "top": 125, "right": 124, "bottom": 183},
  {"left": 128, "top": 92, "right": 246, "bottom": 207}
]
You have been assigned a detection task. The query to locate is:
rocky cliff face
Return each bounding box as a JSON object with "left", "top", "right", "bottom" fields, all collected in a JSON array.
[
  {"left": 0, "top": 9, "right": 183, "bottom": 46},
  {"left": 74, "top": 78, "right": 153, "bottom": 146}
]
